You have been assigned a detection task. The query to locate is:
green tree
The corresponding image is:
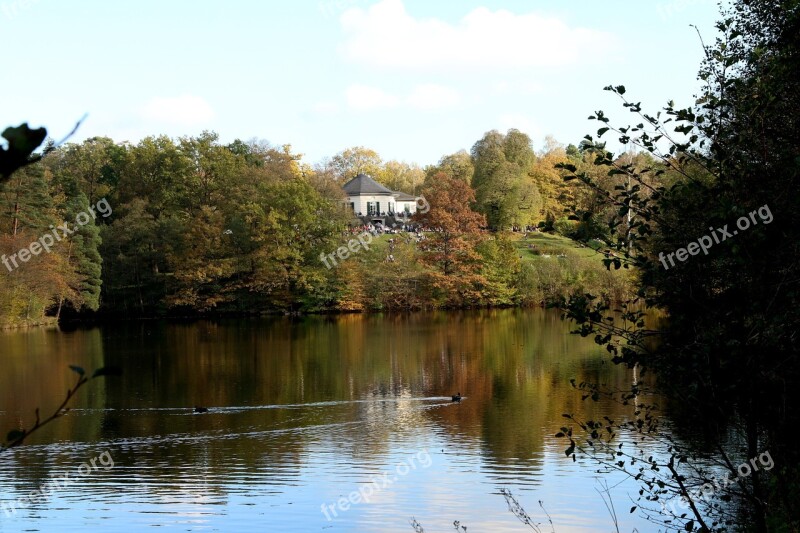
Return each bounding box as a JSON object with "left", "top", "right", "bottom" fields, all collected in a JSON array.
[
  {"left": 52, "top": 137, "right": 117, "bottom": 205},
  {"left": 178, "top": 131, "right": 243, "bottom": 216},
  {"left": 243, "top": 177, "right": 346, "bottom": 312},
  {"left": 424, "top": 150, "right": 474, "bottom": 184},
  {"left": 471, "top": 129, "right": 540, "bottom": 229},
  {"left": 477, "top": 233, "right": 522, "bottom": 306},
  {"left": 116, "top": 135, "right": 190, "bottom": 217},
  {"left": 57, "top": 193, "right": 103, "bottom": 314},
  {"left": 99, "top": 198, "right": 162, "bottom": 314}
]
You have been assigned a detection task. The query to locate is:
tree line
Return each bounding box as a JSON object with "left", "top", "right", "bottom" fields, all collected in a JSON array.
[{"left": 0, "top": 129, "right": 642, "bottom": 327}]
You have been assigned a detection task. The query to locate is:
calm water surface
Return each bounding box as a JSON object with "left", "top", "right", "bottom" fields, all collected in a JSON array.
[{"left": 0, "top": 309, "right": 658, "bottom": 532}]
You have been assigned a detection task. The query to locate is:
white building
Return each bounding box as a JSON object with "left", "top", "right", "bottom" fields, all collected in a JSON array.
[{"left": 342, "top": 173, "right": 420, "bottom": 219}]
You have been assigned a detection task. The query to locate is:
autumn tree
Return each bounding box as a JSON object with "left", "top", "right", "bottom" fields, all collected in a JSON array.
[
  {"left": 0, "top": 164, "right": 74, "bottom": 325},
  {"left": 415, "top": 173, "right": 486, "bottom": 306},
  {"left": 321, "top": 146, "right": 383, "bottom": 183},
  {"left": 375, "top": 160, "right": 424, "bottom": 194}
]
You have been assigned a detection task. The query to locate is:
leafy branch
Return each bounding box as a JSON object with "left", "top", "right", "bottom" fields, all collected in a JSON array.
[
  {"left": 2, "top": 365, "right": 121, "bottom": 451},
  {"left": 498, "top": 488, "right": 555, "bottom": 532},
  {"left": 553, "top": 379, "right": 763, "bottom": 532},
  {"left": 0, "top": 117, "right": 86, "bottom": 185}
]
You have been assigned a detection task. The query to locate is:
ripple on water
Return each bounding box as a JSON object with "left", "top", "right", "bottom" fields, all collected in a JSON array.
[{"left": 1, "top": 311, "right": 662, "bottom": 533}]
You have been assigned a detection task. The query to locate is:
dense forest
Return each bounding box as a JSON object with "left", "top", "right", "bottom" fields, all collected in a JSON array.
[{"left": 0, "top": 128, "right": 646, "bottom": 328}]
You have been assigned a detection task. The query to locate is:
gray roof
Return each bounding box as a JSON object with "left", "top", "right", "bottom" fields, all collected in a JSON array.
[
  {"left": 393, "top": 191, "right": 416, "bottom": 201},
  {"left": 342, "top": 173, "right": 394, "bottom": 196}
]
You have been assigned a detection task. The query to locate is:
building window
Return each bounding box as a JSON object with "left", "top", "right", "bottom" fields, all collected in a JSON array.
[
  {"left": 367, "top": 202, "right": 375, "bottom": 215},
  {"left": 349, "top": 202, "right": 355, "bottom": 211}
]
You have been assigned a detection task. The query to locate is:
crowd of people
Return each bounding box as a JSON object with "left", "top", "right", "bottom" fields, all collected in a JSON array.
[{"left": 343, "top": 221, "right": 430, "bottom": 263}]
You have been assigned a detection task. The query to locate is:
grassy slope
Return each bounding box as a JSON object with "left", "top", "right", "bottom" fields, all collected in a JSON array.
[
  {"left": 513, "top": 232, "right": 601, "bottom": 261},
  {"left": 363, "top": 230, "right": 611, "bottom": 271},
  {"left": 356, "top": 231, "right": 634, "bottom": 305},
  {"left": 512, "top": 232, "right": 636, "bottom": 303}
]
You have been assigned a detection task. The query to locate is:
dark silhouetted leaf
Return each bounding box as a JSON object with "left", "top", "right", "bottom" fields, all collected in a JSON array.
[
  {"left": 6, "top": 429, "right": 25, "bottom": 442},
  {"left": 565, "top": 443, "right": 575, "bottom": 456},
  {"left": 0, "top": 124, "right": 48, "bottom": 180},
  {"left": 92, "top": 367, "right": 122, "bottom": 378}
]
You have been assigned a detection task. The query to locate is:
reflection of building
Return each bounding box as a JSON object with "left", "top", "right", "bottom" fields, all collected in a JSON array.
[{"left": 342, "top": 174, "right": 420, "bottom": 220}]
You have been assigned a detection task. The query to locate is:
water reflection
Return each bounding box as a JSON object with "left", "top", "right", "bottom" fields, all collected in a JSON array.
[{"left": 0, "top": 309, "right": 654, "bottom": 532}]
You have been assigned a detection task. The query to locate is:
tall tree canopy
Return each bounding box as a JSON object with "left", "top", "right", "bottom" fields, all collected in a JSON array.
[{"left": 471, "top": 129, "right": 541, "bottom": 229}]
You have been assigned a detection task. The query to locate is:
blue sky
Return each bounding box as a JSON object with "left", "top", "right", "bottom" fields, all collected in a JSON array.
[{"left": 1, "top": 0, "right": 723, "bottom": 166}]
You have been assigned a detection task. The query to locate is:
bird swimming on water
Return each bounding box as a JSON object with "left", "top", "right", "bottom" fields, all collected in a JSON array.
[
  {"left": 194, "top": 406, "right": 209, "bottom": 413},
  {"left": 451, "top": 392, "right": 462, "bottom": 402}
]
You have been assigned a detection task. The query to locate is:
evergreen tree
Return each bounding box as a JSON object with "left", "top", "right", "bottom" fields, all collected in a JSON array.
[{"left": 59, "top": 193, "right": 103, "bottom": 313}]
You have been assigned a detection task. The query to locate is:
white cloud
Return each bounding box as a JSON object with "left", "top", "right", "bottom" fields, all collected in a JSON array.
[
  {"left": 406, "top": 84, "right": 460, "bottom": 110},
  {"left": 340, "top": 0, "right": 618, "bottom": 69},
  {"left": 139, "top": 94, "right": 214, "bottom": 125},
  {"left": 345, "top": 84, "right": 400, "bottom": 110}
]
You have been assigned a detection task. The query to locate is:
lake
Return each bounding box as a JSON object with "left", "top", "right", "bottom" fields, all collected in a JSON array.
[{"left": 0, "top": 309, "right": 657, "bottom": 532}]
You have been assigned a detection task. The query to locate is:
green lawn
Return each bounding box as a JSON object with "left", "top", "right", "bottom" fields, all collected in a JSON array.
[
  {"left": 362, "top": 230, "right": 605, "bottom": 264},
  {"left": 513, "top": 232, "right": 602, "bottom": 262}
]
